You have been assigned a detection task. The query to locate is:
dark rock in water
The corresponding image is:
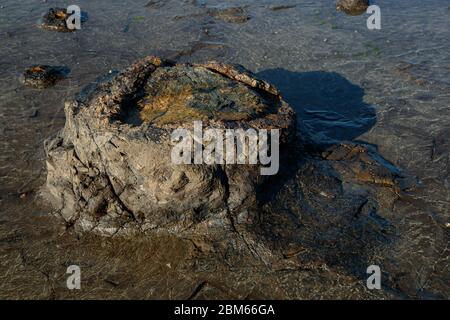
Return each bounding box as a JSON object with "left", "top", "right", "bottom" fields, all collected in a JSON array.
[
  {"left": 394, "top": 62, "right": 429, "bottom": 86},
  {"left": 145, "top": 0, "right": 165, "bottom": 9},
  {"left": 39, "top": 7, "right": 87, "bottom": 32},
  {"left": 192, "top": 0, "right": 207, "bottom": 8},
  {"left": 207, "top": 6, "right": 250, "bottom": 23},
  {"left": 21, "top": 65, "right": 69, "bottom": 88},
  {"left": 44, "top": 56, "right": 296, "bottom": 238},
  {"left": 336, "top": 0, "right": 369, "bottom": 16},
  {"left": 268, "top": 5, "right": 297, "bottom": 12}
]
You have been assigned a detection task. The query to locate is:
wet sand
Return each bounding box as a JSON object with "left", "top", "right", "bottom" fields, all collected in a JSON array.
[{"left": 0, "top": 0, "right": 449, "bottom": 299}]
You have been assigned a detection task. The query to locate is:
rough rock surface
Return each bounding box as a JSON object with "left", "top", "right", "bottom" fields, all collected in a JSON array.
[
  {"left": 336, "top": 0, "right": 369, "bottom": 16},
  {"left": 207, "top": 6, "right": 250, "bottom": 24},
  {"left": 44, "top": 56, "right": 296, "bottom": 239},
  {"left": 21, "top": 65, "right": 69, "bottom": 88}
]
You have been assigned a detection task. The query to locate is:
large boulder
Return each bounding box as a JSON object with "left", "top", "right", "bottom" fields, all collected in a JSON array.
[{"left": 44, "top": 56, "right": 296, "bottom": 237}]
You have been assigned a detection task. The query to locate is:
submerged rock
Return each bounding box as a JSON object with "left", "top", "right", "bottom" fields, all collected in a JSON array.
[
  {"left": 336, "top": 0, "right": 369, "bottom": 16},
  {"left": 207, "top": 6, "right": 250, "bottom": 23},
  {"left": 21, "top": 65, "right": 69, "bottom": 88},
  {"left": 44, "top": 56, "right": 296, "bottom": 237},
  {"left": 144, "top": 0, "right": 165, "bottom": 9},
  {"left": 268, "top": 5, "right": 297, "bottom": 12}
]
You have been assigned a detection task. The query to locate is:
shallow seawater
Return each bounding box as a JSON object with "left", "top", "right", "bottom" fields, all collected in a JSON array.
[{"left": 0, "top": 0, "right": 449, "bottom": 299}]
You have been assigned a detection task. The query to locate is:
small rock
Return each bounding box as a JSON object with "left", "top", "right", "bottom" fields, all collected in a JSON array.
[
  {"left": 43, "top": 55, "right": 296, "bottom": 237},
  {"left": 21, "top": 65, "right": 69, "bottom": 88},
  {"left": 39, "top": 7, "right": 87, "bottom": 32},
  {"left": 268, "top": 5, "right": 297, "bottom": 11}
]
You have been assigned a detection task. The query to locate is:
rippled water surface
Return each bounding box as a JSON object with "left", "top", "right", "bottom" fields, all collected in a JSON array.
[{"left": 0, "top": 0, "right": 449, "bottom": 299}]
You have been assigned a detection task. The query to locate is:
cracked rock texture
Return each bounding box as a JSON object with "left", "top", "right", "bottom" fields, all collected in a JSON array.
[{"left": 44, "top": 56, "right": 296, "bottom": 238}]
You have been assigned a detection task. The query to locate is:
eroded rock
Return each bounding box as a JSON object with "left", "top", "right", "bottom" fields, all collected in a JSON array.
[{"left": 44, "top": 56, "right": 296, "bottom": 238}]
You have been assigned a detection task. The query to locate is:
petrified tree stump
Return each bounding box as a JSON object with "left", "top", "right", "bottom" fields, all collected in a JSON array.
[{"left": 44, "top": 56, "right": 296, "bottom": 237}]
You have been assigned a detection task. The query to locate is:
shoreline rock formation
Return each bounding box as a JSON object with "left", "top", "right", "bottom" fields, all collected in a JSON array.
[{"left": 21, "top": 65, "right": 69, "bottom": 88}]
